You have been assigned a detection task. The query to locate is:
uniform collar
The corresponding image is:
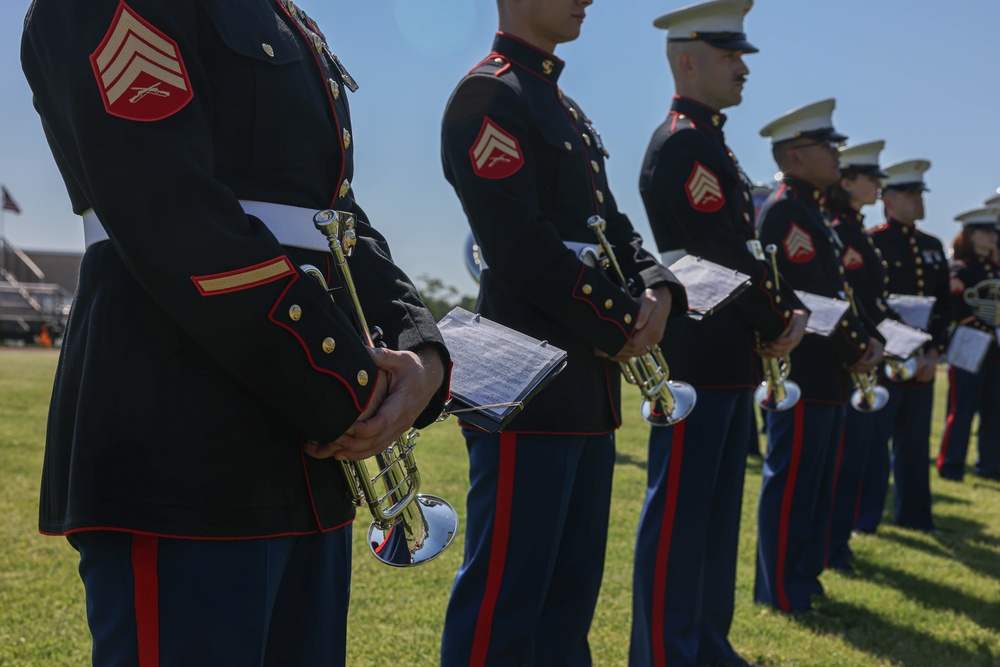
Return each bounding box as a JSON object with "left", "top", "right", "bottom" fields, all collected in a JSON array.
[
  {"left": 670, "top": 96, "right": 727, "bottom": 132},
  {"left": 782, "top": 176, "right": 824, "bottom": 204},
  {"left": 493, "top": 32, "right": 565, "bottom": 84},
  {"left": 887, "top": 217, "right": 916, "bottom": 234}
]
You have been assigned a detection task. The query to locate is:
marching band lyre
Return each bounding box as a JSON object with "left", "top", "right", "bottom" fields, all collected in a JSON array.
[{"left": 964, "top": 278, "right": 1000, "bottom": 326}]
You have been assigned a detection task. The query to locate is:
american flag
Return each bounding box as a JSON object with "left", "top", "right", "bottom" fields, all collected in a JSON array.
[{"left": 2, "top": 186, "right": 21, "bottom": 214}]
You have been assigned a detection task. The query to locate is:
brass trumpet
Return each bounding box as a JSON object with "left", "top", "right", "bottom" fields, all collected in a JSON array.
[
  {"left": 754, "top": 245, "right": 801, "bottom": 412},
  {"left": 305, "top": 209, "right": 458, "bottom": 567},
  {"left": 586, "top": 216, "right": 696, "bottom": 426},
  {"left": 844, "top": 286, "right": 888, "bottom": 412},
  {"left": 884, "top": 356, "right": 918, "bottom": 382}
]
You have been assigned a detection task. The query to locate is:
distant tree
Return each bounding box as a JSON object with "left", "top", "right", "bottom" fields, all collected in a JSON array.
[{"left": 415, "top": 274, "right": 477, "bottom": 321}]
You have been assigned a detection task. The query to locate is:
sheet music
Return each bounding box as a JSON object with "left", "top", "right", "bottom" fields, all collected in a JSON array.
[
  {"left": 887, "top": 294, "right": 936, "bottom": 331},
  {"left": 945, "top": 325, "right": 992, "bottom": 374},
  {"left": 438, "top": 308, "right": 567, "bottom": 423},
  {"left": 667, "top": 255, "right": 750, "bottom": 315},
  {"left": 877, "top": 318, "right": 933, "bottom": 359},
  {"left": 794, "top": 291, "right": 851, "bottom": 336}
]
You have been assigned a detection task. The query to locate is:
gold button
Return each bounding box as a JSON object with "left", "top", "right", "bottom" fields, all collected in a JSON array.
[
  {"left": 564, "top": 141, "right": 573, "bottom": 151},
  {"left": 494, "top": 57, "right": 504, "bottom": 64},
  {"left": 289, "top": 305, "right": 302, "bottom": 321},
  {"left": 342, "top": 128, "right": 351, "bottom": 149},
  {"left": 917, "top": 290, "right": 924, "bottom": 296},
  {"left": 895, "top": 261, "right": 902, "bottom": 267},
  {"left": 322, "top": 337, "right": 336, "bottom": 354},
  {"left": 591, "top": 160, "right": 600, "bottom": 173},
  {"left": 916, "top": 268, "right": 923, "bottom": 276},
  {"left": 784, "top": 311, "right": 791, "bottom": 318},
  {"left": 744, "top": 213, "right": 751, "bottom": 222},
  {"left": 357, "top": 370, "right": 369, "bottom": 386},
  {"left": 558, "top": 89, "right": 564, "bottom": 100},
  {"left": 915, "top": 258, "right": 923, "bottom": 265},
  {"left": 262, "top": 43, "right": 274, "bottom": 57},
  {"left": 775, "top": 296, "right": 782, "bottom": 303},
  {"left": 917, "top": 279, "right": 924, "bottom": 287},
  {"left": 583, "top": 134, "right": 591, "bottom": 146},
  {"left": 596, "top": 190, "right": 605, "bottom": 203},
  {"left": 288, "top": 1, "right": 298, "bottom": 17},
  {"left": 744, "top": 192, "right": 750, "bottom": 201},
  {"left": 851, "top": 331, "right": 858, "bottom": 339},
  {"left": 571, "top": 108, "right": 579, "bottom": 120},
  {"left": 339, "top": 179, "right": 350, "bottom": 198},
  {"left": 765, "top": 281, "right": 773, "bottom": 289},
  {"left": 624, "top": 314, "right": 633, "bottom": 325},
  {"left": 860, "top": 342, "right": 867, "bottom": 349},
  {"left": 839, "top": 267, "right": 845, "bottom": 274},
  {"left": 841, "top": 319, "right": 849, "bottom": 327},
  {"left": 605, "top": 299, "right": 614, "bottom": 309},
  {"left": 542, "top": 59, "right": 554, "bottom": 75},
  {"left": 329, "top": 79, "right": 340, "bottom": 100},
  {"left": 312, "top": 33, "right": 324, "bottom": 53},
  {"left": 582, "top": 284, "right": 593, "bottom": 295}
]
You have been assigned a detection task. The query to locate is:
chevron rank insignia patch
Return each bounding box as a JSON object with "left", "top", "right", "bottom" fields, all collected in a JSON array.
[
  {"left": 90, "top": 1, "right": 193, "bottom": 122},
  {"left": 842, "top": 246, "right": 864, "bottom": 270},
  {"left": 469, "top": 117, "right": 524, "bottom": 179},
  {"left": 685, "top": 162, "right": 725, "bottom": 213},
  {"left": 782, "top": 223, "right": 816, "bottom": 263}
]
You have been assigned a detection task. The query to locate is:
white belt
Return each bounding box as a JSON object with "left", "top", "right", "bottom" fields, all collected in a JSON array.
[{"left": 82, "top": 200, "right": 337, "bottom": 253}]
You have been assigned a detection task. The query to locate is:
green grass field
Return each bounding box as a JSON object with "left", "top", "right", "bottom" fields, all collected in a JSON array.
[{"left": 1, "top": 348, "right": 997, "bottom": 666}]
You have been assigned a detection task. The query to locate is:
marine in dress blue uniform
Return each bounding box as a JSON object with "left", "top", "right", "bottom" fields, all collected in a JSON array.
[
  {"left": 823, "top": 141, "right": 894, "bottom": 571},
  {"left": 937, "top": 207, "right": 1000, "bottom": 481},
  {"left": 438, "top": 4, "right": 686, "bottom": 664},
  {"left": 753, "top": 100, "right": 883, "bottom": 612},
  {"left": 630, "top": 3, "right": 806, "bottom": 665},
  {"left": 860, "top": 160, "right": 949, "bottom": 532},
  {"left": 21, "top": 1, "right": 450, "bottom": 664}
]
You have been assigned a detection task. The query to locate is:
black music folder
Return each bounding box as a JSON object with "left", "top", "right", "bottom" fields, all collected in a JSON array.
[
  {"left": 667, "top": 255, "right": 751, "bottom": 319},
  {"left": 437, "top": 308, "right": 568, "bottom": 432}
]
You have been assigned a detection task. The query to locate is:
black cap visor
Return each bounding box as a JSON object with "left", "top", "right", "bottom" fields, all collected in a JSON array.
[{"left": 669, "top": 32, "right": 759, "bottom": 54}]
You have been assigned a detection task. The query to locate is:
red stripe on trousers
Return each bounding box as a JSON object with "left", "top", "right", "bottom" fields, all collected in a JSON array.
[
  {"left": 776, "top": 401, "right": 805, "bottom": 611},
  {"left": 937, "top": 366, "right": 958, "bottom": 469},
  {"left": 131, "top": 534, "right": 160, "bottom": 667},
  {"left": 469, "top": 432, "right": 517, "bottom": 667},
  {"left": 824, "top": 427, "right": 847, "bottom": 569},
  {"left": 652, "top": 420, "right": 686, "bottom": 667}
]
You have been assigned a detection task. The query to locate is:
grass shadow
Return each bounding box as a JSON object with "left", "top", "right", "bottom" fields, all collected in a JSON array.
[
  {"left": 615, "top": 450, "right": 647, "bottom": 471},
  {"left": 793, "top": 598, "right": 998, "bottom": 667}
]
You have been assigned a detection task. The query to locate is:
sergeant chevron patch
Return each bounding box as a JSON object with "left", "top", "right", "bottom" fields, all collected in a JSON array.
[
  {"left": 469, "top": 117, "right": 524, "bottom": 179},
  {"left": 782, "top": 223, "right": 816, "bottom": 263},
  {"left": 685, "top": 162, "right": 724, "bottom": 213},
  {"left": 90, "top": 1, "right": 193, "bottom": 122},
  {"left": 842, "top": 246, "right": 864, "bottom": 270},
  {"left": 192, "top": 257, "right": 295, "bottom": 296}
]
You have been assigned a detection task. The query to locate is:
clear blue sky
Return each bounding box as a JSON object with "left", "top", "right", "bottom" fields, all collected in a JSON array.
[{"left": 2, "top": 0, "right": 998, "bottom": 297}]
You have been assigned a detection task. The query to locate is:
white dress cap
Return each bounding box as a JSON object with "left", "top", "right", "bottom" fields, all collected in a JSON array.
[
  {"left": 759, "top": 98, "right": 846, "bottom": 145},
  {"left": 838, "top": 140, "right": 887, "bottom": 176},
  {"left": 955, "top": 207, "right": 999, "bottom": 227},
  {"left": 983, "top": 193, "right": 1000, "bottom": 210},
  {"left": 654, "top": 0, "right": 757, "bottom": 52},
  {"left": 882, "top": 159, "right": 931, "bottom": 191}
]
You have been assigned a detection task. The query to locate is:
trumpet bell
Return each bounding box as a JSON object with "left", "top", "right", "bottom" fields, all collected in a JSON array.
[
  {"left": 367, "top": 494, "right": 459, "bottom": 567},
  {"left": 884, "top": 358, "right": 917, "bottom": 383},
  {"left": 642, "top": 381, "right": 697, "bottom": 426},
  {"left": 754, "top": 379, "right": 802, "bottom": 412},
  {"left": 851, "top": 384, "right": 889, "bottom": 412}
]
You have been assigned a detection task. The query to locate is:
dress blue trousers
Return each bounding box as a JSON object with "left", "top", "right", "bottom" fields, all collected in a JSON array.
[
  {"left": 441, "top": 430, "right": 615, "bottom": 667},
  {"left": 68, "top": 527, "right": 352, "bottom": 667},
  {"left": 629, "top": 388, "right": 751, "bottom": 667},
  {"left": 755, "top": 401, "right": 845, "bottom": 611},
  {"left": 858, "top": 383, "right": 936, "bottom": 531},
  {"left": 937, "top": 364, "right": 1000, "bottom": 480},
  {"left": 825, "top": 407, "right": 877, "bottom": 569}
]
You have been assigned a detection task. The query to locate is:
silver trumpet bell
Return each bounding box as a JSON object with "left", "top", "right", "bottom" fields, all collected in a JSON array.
[
  {"left": 850, "top": 371, "right": 889, "bottom": 413},
  {"left": 305, "top": 209, "right": 459, "bottom": 567},
  {"left": 754, "top": 356, "right": 801, "bottom": 412},
  {"left": 884, "top": 357, "right": 918, "bottom": 382}
]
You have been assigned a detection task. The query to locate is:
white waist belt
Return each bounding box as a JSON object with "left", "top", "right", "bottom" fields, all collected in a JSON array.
[{"left": 82, "top": 200, "right": 336, "bottom": 253}]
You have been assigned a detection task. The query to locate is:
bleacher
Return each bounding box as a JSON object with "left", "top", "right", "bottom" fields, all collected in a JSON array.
[{"left": 0, "top": 237, "right": 75, "bottom": 345}]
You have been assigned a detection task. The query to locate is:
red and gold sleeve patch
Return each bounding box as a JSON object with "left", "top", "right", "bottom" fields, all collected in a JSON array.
[
  {"left": 685, "top": 161, "right": 725, "bottom": 213},
  {"left": 841, "top": 246, "right": 864, "bottom": 270},
  {"left": 90, "top": 0, "right": 193, "bottom": 122},
  {"left": 469, "top": 117, "right": 524, "bottom": 179},
  {"left": 782, "top": 223, "right": 816, "bottom": 263},
  {"left": 191, "top": 257, "right": 295, "bottom": 296}
]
